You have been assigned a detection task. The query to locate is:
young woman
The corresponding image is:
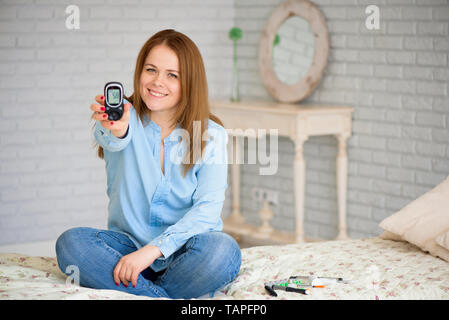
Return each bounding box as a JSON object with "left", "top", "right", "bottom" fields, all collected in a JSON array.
[{"left": 55, "top": 29, "right": 241, "bottom": 299}]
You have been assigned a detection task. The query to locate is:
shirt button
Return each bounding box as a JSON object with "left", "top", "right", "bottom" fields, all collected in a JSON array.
[{"left": 158, "top": 241, "right": 162, "bottom": 245}]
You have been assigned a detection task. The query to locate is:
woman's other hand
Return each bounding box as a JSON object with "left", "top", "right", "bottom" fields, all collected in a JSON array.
[{"left": 113, "top": 245, "right": 163, "bottom": 288}]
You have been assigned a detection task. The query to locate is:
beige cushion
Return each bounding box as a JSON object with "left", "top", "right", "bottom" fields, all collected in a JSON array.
[
  {"left": 379, "top": 230, "right": 403, "bottom": 242},
  {"left": 379, "top": 176, "right": 449, "bottom": 262},
  {"left": 435, "top": 229, "right": 449, "bottom": 251}
]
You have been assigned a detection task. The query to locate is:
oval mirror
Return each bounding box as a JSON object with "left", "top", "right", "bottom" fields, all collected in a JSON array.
[
  {"left": 259, "top": 0, "right": 329, "bottom": 103},
  {"left": 272, "top": 16, "right": 315, "bottom": 85}
]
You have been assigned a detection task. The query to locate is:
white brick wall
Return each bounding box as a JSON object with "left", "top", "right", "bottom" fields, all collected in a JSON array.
[
  {"left": 1, "top": 0, "right": 448, "bottom": 246},
  {"left": 0, "top": 0, "right": 235, "bottom": 245},
  {"left": 235, "top": 0, "right": 449, "bottom": 240}
]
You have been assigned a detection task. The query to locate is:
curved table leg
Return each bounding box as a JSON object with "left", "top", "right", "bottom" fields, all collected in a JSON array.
[
  {"left": 293, "top": 135, "right": 308, "bottom": 243},
  {"left": 336, "top": 134, "right": 349, "bottom": 240}
]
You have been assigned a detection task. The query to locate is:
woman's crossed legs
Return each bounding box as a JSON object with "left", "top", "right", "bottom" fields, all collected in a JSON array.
[{"left": 55, "top": 227, "right": 241, "bottom": 299}]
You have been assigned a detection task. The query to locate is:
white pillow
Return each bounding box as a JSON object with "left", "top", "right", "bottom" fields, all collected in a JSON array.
[{"left": 379, "top": 175, "right": 449, "bottom": 262}]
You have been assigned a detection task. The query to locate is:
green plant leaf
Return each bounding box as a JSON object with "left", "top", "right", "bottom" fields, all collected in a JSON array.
[
  {"left": 273, "top": 34, "right": 280, "bottom": 46},
  {"left": 229, "top": 27, "right": 243, "bottom": 41}
]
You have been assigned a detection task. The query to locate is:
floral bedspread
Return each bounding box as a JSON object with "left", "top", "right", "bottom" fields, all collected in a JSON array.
[{"left": 1, "top": 238, "right": 448, "bottom": 300}]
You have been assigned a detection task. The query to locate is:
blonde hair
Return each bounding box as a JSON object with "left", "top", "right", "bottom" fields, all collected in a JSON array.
[{"left": 92, "top": 29, "right": 224, "bottom": 177}]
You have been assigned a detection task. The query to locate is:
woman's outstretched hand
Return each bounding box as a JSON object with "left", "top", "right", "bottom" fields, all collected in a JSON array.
[
  {"left": 90, "top": 94, "right": 131, "bottom": 138},
  {"left": 113, "top": 245, "right": 163, "bottom": 288}
]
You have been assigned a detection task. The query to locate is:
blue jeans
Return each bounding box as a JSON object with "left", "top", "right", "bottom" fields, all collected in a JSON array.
[{"left": 55, "top": 227, "right": 241, "bottom": 299}]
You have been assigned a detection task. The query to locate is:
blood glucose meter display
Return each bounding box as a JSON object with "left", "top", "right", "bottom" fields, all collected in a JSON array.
[{"left": 108, "top": 89, "right": 120, "bottom": 105}]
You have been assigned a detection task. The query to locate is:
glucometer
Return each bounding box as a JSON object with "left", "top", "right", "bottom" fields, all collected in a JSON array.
[{"left": 104, "top": 82, "right": 124, "bottom": 121}]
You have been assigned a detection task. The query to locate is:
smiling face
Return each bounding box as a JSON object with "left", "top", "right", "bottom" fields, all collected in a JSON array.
[{"left": 140, "top": 44, "right": 181, "bottom": 117}]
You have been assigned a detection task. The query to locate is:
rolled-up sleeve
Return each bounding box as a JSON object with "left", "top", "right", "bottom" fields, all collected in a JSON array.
[{"left": 149, "top": 125, "right": 229, "bottom": 259}]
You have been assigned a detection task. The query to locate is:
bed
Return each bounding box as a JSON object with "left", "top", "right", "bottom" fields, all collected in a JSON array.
[{"left": 1, "top": 237, "right": 448, "bottom": 300}]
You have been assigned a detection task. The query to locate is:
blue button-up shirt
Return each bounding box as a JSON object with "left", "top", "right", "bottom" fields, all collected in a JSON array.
[{"left": 93, "top": 100, "right": 228, "bottom": 272}]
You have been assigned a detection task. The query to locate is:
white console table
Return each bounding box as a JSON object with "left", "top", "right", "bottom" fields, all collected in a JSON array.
[{"left": 211, "top": 100, "right": 354, "bottom": 243}]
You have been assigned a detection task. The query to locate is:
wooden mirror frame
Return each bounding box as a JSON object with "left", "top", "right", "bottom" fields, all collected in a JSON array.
[{"left": 258, "top": 0, "right": 329, "bottom": 103}]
